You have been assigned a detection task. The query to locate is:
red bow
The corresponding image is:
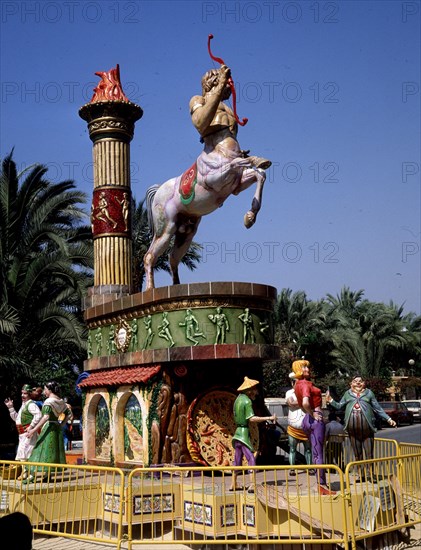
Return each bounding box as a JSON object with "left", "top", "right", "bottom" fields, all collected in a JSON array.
[{"left": 207, "top": 34, "right": 248, "bottom": 126}]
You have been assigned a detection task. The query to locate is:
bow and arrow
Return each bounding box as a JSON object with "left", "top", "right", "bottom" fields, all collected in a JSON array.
[{"left": 207, "top": 34, "right": 248, "bottom": 127}]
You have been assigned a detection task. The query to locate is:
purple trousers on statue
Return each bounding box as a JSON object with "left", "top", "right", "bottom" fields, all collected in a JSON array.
[
  {"left": 302, "top": 414, "right": 326, "bottom": 486},
  {"left": 233, "top": 441, "right": 256, "bottom": 466}
]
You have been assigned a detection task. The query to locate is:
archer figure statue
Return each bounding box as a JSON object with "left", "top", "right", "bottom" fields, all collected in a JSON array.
[{"left": 143, "top": 35, "right": 271, "bottom": 290}]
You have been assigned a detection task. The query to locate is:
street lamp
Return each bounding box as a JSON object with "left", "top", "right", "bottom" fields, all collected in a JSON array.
[{"left": 408, "top": 359, "right": 415, "bottom": 377}]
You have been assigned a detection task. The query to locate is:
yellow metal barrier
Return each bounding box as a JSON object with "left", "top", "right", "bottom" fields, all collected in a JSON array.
[
  {"left": 399, "top": 442, "right": 421, "bottom": 455},
  {"left": 325, "top": 435, "right": 400, "bottom": 472},
  {"left": 373, "top": 436, "right": 400, "bottom": 458},
  {"left": 127, "top": 464, "right": 349, "bottom": 548},
  {"left": 345, "top": 453, "right": 421, "bottom": 550},
  {"left": 0, "top": 460, "right": 125, "bottom": 549},
  {"left": 1, "top": 450, "right": 420, "bottom": 548}
]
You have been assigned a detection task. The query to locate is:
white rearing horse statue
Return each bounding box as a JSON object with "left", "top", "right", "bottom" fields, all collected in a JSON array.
[{"left": 143, "top": 40, "right": 271, "bottom": 290}]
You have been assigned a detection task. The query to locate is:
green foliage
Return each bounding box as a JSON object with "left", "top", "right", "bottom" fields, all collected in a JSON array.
[
  {"left": 272, "top": 286, "right": 421, "bottom": 398},
  {"left": 95, "top": 397, "right": 110, "bottom": 452},
  {"left": 124, "top": 423, "right": 133, "bottom": 459},
  {"left": 0, "top": 151, "right": 93, "bottom": 398},
  {"left": 262, "top": 345, "right": 294, "bottom": 397}
]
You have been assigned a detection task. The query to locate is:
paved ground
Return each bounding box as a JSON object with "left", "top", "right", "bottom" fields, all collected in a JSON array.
[{"left": 33, "top": 536, "right": 191, "bottom": 549}]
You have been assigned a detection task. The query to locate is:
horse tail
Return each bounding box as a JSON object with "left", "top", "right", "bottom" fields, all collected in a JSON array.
[{"left": 145, "top": 184, "right": 160, "bottom": 237}]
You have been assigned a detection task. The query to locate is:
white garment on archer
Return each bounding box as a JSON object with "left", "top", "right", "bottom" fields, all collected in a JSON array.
[
  {"left": 286, "top": 389, "right": 306, "bottom": 430},
  {"left": 9, "top": 401, "right": 42, "bottom": 460}
]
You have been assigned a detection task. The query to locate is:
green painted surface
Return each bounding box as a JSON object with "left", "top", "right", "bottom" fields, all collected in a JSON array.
[{"left": 89, "top": 307, "right": 274, "bottom": 357}]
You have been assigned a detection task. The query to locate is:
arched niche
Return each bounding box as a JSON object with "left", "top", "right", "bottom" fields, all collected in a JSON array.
[
  {"left": 115, "top": 391, "right": 145, "bottom": 465},
  {"left": 92, "top": 394, "right": 111, "bottom": 460},
  {"left": 84, "top": 392, "right": 107, "bottom": 462}
]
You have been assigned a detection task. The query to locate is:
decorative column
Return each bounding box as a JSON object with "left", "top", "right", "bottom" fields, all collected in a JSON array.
[{"left": 79, "top": 65, "right": 142, "bottom": 307}]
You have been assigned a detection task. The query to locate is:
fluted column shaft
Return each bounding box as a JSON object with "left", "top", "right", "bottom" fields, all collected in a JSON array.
[{"left": 79, "top": 100, "right": 143, "bottom": 293}]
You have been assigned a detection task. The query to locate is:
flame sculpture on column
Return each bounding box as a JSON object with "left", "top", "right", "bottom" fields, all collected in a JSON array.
[{"left": 79, "top": 65, "right": 142, "bottom": 306}]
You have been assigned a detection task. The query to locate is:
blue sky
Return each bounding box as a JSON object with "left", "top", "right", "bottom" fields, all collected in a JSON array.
[{"left": 1, "top": 1, "right": 420, "bottom": 313}]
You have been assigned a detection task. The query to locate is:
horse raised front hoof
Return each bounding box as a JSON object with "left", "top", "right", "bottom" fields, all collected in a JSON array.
[
  {"left": 249, "top": 156, "right": 272, "bottom": 170},
  {"left": 244, "top": 210, "right": 256, "bottom": 228}
]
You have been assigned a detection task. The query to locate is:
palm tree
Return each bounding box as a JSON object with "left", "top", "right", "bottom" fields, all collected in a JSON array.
[
  {"left": 326, "top": 295, "right": 414, "bottom": 378},
  {"left": 0, "top": 152, "right": 93, "bottom": 392},
  {"left": 132, "top": 199, "right": 201, "bottom": 292},
  {"left": 276, "top": 288, "right": 326, "bottom": 357}
]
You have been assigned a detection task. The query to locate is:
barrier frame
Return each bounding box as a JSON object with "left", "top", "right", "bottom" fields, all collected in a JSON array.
[
  {"left": 0, "top": 437, "right": 420, "bottom": 549},
  {"left": 0, "top": 459, "right": 126, "bottom": 549}
]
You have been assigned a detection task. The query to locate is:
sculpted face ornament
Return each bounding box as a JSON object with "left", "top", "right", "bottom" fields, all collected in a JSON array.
[{"left": 114, "top": 319, "right": 132, "bottom": 353}]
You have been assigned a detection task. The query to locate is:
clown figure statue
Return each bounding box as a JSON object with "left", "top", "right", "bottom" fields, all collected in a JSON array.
[{"left": 326, "top": 375, "right": 396, "bottom": 467}]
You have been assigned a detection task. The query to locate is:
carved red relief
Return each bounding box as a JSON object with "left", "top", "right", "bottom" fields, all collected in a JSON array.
[
  {"left": 90, "top": 64, "right": 130, "bottom": 103},
  {"left": 91, "top": 187, "right": 130, "bottom": 236}
]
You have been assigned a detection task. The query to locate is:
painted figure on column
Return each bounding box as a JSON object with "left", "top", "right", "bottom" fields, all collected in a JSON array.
[
  {"left": 238, "top": 308, "right": 255, "bottom": 344},
  {"left": 130, "top": 319, "right": 139, "bottom": 351},
  {"left": 96, "top": 191, "right": 118, "bottom": 229},
  {"left": 230, "top": 377, "right": 276, "bottom": 491},
  {"left": 143, "top": 35, "right": 272, "bottom": 289},
  {"left": 87, "top": 334, "right": 93, "bottom": 358},
  {"left": 158, "top": 312, "right": 175, "bottom": 347},
  {"left": 142, "top": 315, "right": 154, "bottom": 350},
  {"left": 179, "top": 309, "right": 206, "bottom": 346},
  {"left": 107, "top": 325, "right": 116, "bottom": 355},
  {"left": 326, "top": 375, "right": 396, "bottom": 465},
  {"left": 95, "top": 327, "right": 102, "bottom": 355},
  {"left": 208, "top": 307, "right": 229, "bottom": 344},
  {"left": 4, "top": 385, "right": 42, "bottom": 479},
  {"left": 292, "top": 360, "right": 336, "bottom": 495},
  {"left": 115, "top": 192, "right": 130, "bottom": 231},
  {"left": 285, "top": 373, "right": 312, "bottom": 475}
]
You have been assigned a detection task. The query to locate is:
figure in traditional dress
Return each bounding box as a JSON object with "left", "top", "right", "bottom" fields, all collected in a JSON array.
[
  {"left": 230, "top": 377, "right": 276, "bottom": 491},
  {"left": 61, "top": 398, "right": 74, "bottom": 452},
  {"left": 30, "top": 386, "right": 44, "bottom": 409},
  {"left": 23, "top": 381, "right": 72, "bottom": 483},
  {"left": 293, "top": 360, "right": 336, "bottom": 495},
  {"left": 326, "top": 375, "right": 396, "bottom": 465},
  {"left": 4, "top": 384, "right": 42, "bottom": 479}
]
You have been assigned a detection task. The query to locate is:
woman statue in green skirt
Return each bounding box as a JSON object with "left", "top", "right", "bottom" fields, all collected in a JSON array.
[{"left": 23, "top": 381, "right": 72, "bottom": 483}]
